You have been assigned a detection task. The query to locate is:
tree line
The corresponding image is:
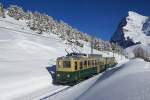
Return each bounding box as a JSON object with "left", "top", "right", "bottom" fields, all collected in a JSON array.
[{"left": 0, "top": 3, "right": 124, "bottom": 55}]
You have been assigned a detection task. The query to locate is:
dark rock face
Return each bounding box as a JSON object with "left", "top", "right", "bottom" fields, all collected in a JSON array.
[
  {"left": 142, "top": 18, "right": 150, "bottom": 36},
  {"left": 110, "top": 17, "right": 136, "bottom": 48}
]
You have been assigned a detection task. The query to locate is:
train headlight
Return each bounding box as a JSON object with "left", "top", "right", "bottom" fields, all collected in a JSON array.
[
  {"left": 67, "top": 74, "right": 70, "bottom": 78},
  {"left": 57, "top": 74, "right": 60, "bottom": 77}
]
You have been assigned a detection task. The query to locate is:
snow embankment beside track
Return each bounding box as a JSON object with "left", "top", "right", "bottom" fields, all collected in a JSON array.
[{"left": 49, "top": 59, "right": 150, "bottom": 100}]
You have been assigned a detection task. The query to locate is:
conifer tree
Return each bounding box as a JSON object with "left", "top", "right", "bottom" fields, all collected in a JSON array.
[
  {"left": 0, "top": 3, "right": 5, "bottom": 18},
  {"left": 7, "top": 5, "right": 24, "bottom": 20}
]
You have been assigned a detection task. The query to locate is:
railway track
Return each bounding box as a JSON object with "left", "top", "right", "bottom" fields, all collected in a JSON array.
[{"left": 39, "top": 86, "right": 71, "bottom": 100}]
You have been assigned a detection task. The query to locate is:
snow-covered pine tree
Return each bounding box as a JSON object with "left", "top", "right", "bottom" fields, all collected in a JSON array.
[
  {"left": 104, "top": 41, "right": 111, "bottom": 51},
  {"left": 24, "top": 10, "right": 33, "bottom": 20},
  {"left": 7, "top": 5, "right": 25, "bottom": 20},
  {"left": 27, "top": 12, "right": 54, "bottom": 34},
  {"left": 0, "top": 3, "right": 5, "bottom": 18},
  {"left": 98, "top": 40, "right": 105, "bottom": 51},
  {"left": 27, "top": 12, "right": 38, "bottom": 31},
  {"left": 50, "top": 20, "right": 58, "bottom": 35},
  {"left": 47, "top": 16, "right": 56, "bottom": 34},
  {"left": 72, "top": 29, "right": 83, "bottom": 48},
  {"left": 57, "top": 20, "right": 72, "bottom": 40}
]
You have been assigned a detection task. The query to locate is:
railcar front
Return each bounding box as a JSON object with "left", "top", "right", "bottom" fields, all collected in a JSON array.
[{"left": 55, "top": 57, "right": 78, "bottom": 84}]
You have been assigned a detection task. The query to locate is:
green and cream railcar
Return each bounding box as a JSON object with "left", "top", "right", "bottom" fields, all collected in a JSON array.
[
  {"left": 55, "top": 53, "right": 117, "bottom": 84},
  {"left": 105, "top": 57, "right": 118, "bottom": 68}
]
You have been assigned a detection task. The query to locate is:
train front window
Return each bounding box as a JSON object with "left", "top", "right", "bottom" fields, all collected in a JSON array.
[
  {"left": 57, "top": 61, "right": 61, "bottom": 67},
  {"left": 63, "top": 61, "right": 71, "bottom": 68}
]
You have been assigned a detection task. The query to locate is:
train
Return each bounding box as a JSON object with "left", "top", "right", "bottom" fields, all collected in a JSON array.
[{"left": 54, "top": 53, "right": 117, "bottom": 85}]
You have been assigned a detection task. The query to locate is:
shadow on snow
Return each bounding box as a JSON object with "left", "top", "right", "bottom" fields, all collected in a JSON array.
[
  {"left": 75, "top": 63, "right": 127, "bottom": 100},
  {"left": 46, "top": 65, "right": 56, "bottom": 84}
]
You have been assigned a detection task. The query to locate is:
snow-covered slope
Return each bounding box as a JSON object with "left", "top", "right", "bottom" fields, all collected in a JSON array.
[
  {"left": 50, "top": 59, "right": 150, "bottom": 100},
  {"left": 0, "top": 21, "right": 62, "bottom": 99},
  {"left": 0, "top": 16, "right": 126, "bottom": 99},
  {"left": 111, "top": 11, "right": 150, "bottom": 48}
]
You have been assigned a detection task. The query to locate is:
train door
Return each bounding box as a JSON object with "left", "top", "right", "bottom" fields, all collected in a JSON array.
[
  {"left": 74, "top": 61, "right": 80, "bottom": 81},
  {"left": 75, "top": 61, "right": 78, "bottom": 70}
]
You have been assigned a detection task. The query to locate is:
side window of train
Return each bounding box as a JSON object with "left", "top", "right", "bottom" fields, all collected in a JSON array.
[
  {"left": 95, "top": 60, "right": 96, "bottom": 67},
  {"left": 95, "top": 60, "right": 97, "bottom": 66},
  {"left": 75, "top": 61, "right": 77, "bottom": 70},
  {"left": 84, "top": 60, "right": 87, "bottom": 68},
  {"left": 92, "top": 60, "right": 94, "bottom": 67},
  {"left": 80, "top": 62, "right": 83, "bottom": 69},
  {"left": 88, "top": 60, "right": 90, "bottom": 67}
]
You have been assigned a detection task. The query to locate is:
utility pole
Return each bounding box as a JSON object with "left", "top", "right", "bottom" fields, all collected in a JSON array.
[
  {"left": 91, "top": 36, "right": 94, "bottom": 54},
  {"left": 112, "top": 44, "right": 115, "bottom": 58}
]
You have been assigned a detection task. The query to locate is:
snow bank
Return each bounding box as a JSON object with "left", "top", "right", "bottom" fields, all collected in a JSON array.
[{"left": 125, "top": 44, "right": 150, "bottom": 59}]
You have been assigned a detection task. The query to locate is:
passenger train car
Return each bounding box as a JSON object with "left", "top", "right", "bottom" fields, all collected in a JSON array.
[{"left": 55, "top": 53, "right": 117, "bottom": 85}]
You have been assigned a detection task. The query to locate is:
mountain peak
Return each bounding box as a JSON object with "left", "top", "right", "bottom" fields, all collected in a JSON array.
[
  {"left": 111, "top": 11, "right": 150, "bottom": 48},
  {"left": 127, "top": 11, "right": 147, "bottom": 22},
  {"left": 128, "top": 11, "right": 143, "bottom": 17}
]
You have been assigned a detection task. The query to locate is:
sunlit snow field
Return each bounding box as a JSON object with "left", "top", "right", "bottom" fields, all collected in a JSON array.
[{"left": 0, "top": 17, "right": 127, "bottom": 99}]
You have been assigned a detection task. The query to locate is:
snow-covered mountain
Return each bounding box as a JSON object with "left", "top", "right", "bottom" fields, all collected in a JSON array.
[{"left": 111, "top": 11, "right": 150, "bottom": 48}]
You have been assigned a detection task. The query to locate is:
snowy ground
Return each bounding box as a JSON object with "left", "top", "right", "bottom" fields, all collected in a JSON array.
[
  {"left": 0, "top": 17, "right": 127, "bottom": 99},
  {"left": 49, "top": 58, "right": 150, "bottom": 100}
]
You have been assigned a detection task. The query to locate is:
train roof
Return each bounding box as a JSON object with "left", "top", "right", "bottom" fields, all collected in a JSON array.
[{"left": 57, "top": 53, "right": 102, "bottom": 60}]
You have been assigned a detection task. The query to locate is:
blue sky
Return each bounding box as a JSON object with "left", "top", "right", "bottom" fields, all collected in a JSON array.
[{"left": 1, "top": 0, "right": 150, "bottom": 40}]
